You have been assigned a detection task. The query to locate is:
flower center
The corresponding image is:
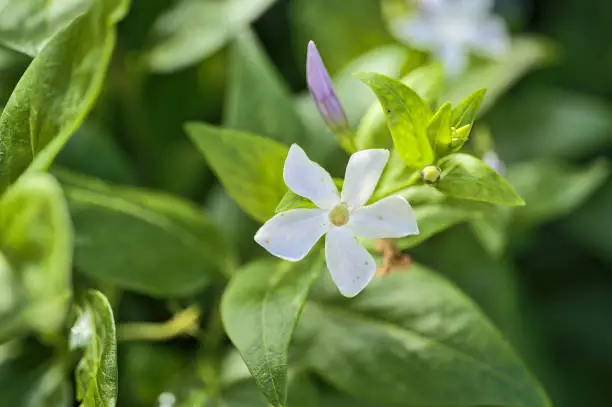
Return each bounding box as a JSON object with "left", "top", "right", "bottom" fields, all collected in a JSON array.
[{"left": 329, "top": 203, "right": 349, "bottom": 227}]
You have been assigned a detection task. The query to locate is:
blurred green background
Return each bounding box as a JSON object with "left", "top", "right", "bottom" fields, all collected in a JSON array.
[{"left": 2, "top": 0, "right": 612, "bottom": 406}]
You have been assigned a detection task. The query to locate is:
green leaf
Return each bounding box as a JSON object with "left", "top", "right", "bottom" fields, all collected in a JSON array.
[
  {"left": 146, "top": 0, "right": 278, "bottom": 72},
  {"left": 358, "top": 72, "right": 433, "bottom": 169},
  {"left": 295, "top": 266, "right": 550, "bottom": 407},
  {"left": 427, "top": 102, "right": 452, "bottom": 157},
  {"left": 221, "top": 253, "right": 324, "bottom": 406},
  {"left": 186, "top": 122, "right": 288, "bottom": 223},
  {"left": 436, "top": 153, "right": 525, "bottom": 206},
  {"left": 357, "top": 64, "right": 444, "bottom": 150},
  {"left": 74, "top": 290, "right": 117, "bottom": 407},
  {"left": 509, "top": 159, "right": 610, "bottom": 227},
  {"left": 56, "top": 170, "right": 230, "bottom": 297},
  {"left": 225, "top": 28, "right": 310, "bottom": 148},
  {"left": 0, "top": 0, "right": 90, "bottom": 56},
  {"left": 396, "top": 204, "right": 476, "bottom": 249},
  {"left": 0, "top": 173, "right": 72, "bottom": 343},
  {"left": 275, "top": 191, "right": 317, "bottom": 213},
  {"left": 452, "top": 88, "right": 487, "bottom": 128},
  {"left": 0, "top": 0, "right": 129, "bottom": 194},
  {"left": 468, "top": 202, "right": 513, "bottom": 258},
  {"left": 0, "top": 343, "right": 71, "bottom": 407},
  {"left": 443, "top": 36, "right": 555, "bottom": 115}
]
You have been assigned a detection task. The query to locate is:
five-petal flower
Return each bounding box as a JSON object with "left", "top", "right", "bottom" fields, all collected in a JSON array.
[
  {"left": 255, "top": 144, "right": 419, "bottom": 297},
  {"left": 394, "top": 0, "right": 510, "bottom": 76}
]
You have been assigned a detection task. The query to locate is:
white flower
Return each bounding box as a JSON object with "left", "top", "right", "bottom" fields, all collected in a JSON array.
[
  {"left": 255, "top": 145, "right": 419, "bottom": 297},
  {"left": 395, "top": 0, "right": 509, "bottom": 76}
]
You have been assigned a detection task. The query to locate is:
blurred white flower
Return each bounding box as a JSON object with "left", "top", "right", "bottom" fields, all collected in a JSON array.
[
  {"left": 395, "top": 0, "right": 509, "bottom": 76},
  {"left": 255, "top": 145, "right": 419, "bottom": 297}
]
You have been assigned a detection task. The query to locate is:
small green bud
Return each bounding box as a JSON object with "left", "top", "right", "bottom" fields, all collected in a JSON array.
[
  {"left": 420, "top": 165, "right": 441, "bottom": 184},
  {"left": 449, "top": 124, "right": 472, "bottom": 152}
]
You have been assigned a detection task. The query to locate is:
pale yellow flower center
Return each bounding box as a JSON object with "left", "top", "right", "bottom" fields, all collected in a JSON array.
[{"left": 329, "top": 203, "right": 350, "bottom": 227}]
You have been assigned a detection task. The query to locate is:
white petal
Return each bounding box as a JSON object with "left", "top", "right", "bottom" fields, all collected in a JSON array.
[
  {"left": 283, "top": 144, "right": 339, "bottom": 210},
  {"left": 348, "top": 195, "right": 419, "bottom": 239},
  {"left": 395, "top": 17, "right": 438, "bottom": 48},
  {"left": 470, "top": 16, "right": 509, "bottom": 57},
  {"left": 255, "top": 209, "right": 329, "bottom": 261},
  {"left": 341, "top": 149, "right": 389, "bottom": 207},
  {"left": 325, "top": 227, "right": 376, "bottom": 297},
  {"left": 437, "top": 44, "right": 469, "bottom": 77}
]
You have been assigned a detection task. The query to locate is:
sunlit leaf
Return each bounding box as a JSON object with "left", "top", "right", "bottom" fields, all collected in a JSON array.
[
  {"left": 186, "top": 123, "right": 288, "bottom": 223},
  {"left": 358, "top": 72, "right": 433, "bottom": 169},
  {"left": 437, "top": 153, "right": 525, "bottom": 206}
]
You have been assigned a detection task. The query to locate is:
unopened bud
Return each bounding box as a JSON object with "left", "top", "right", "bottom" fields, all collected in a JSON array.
[
  {"left": 306, "top": 41, "right": 349, "bottom": 133},
  {"left": 420, "top": 165, "right": 441, "bottom": 184}
]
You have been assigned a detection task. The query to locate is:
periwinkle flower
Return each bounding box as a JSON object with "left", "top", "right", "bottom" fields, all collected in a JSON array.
[
  {"left": 255, "top": 144, "right": 419, "bottom": 297},
  {"left": 306, "top": 41, "right": 349, "bottom": 133},
  {"left": 395, "top": 0, "right": 510, "bottom": 76}
]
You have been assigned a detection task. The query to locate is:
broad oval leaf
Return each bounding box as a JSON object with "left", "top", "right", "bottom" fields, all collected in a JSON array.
[
  {"left": 186, "top": 122, "right": 288, "bottom": 223},
  {"left": 357, "top": 64, "right": 444, "bottom": 150},
  {"left": 74, "top": 290, "right": 117, "bottom": 407},
  {"left": 357, "top": 72, "right": 434, "bottom": 169},
  {"left": 295, "top": 266, "right": 550, "bottom": 407},
  {"left": 56, "top": 170, "right": 230, "bottom": 297},
  {"left": 437, "top": 153, "right": 525, "bottom": 206},
  {"left": 0, "top": 0, "right": 90, "bottom": 56},
  {"left": 221, "top": 253, "right": 324, "bottom": 407},
  {"left": 146, "top": 0, "right": 278, "bottom": 72},
  {"left": 0, "top": 0, "right": 129, "bottom": 194},
  {"left": 0, "top": 173, "right": 72, "bottom": 343},
  {"left": 225, "top": 28, "right": 310, "bottom": 148}
]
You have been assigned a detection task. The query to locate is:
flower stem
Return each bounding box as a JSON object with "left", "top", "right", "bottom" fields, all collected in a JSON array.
[
  {"left": 373, "top": 172, "right": 422, "bottom": 200},
  {"left": 116, "top": 305, "right": 200, "bottom": 342}
]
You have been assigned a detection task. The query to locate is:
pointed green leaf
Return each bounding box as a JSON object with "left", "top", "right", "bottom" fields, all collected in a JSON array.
[
  {"left": 186, "top": 123, "right": 288, "bottom": 223},
  {"left": 55, "top": 170, "right": 230, "bottom": 297},
  {"left": 0, "top": 0, "right": 90, "bottom": 56},
  {"left": 357, "top": 72, "right": 433, "bottom": 169},
  {"left": 0, "top": 0, "right": 130, "bottom": 194},
  {"left": 436, "top": 154, "right": 525, "bottom": 206},
  {"left": 295, "top": 266, "right": 550, "bottom": 407},
  {"left": 74, "top": 290, "right": 117, "bottom": 407},
  {"left": 146, "top": 0, "right": 278, "bottom": 72},
  {"left": 356, "top": 64, "right": 443, "bottom": 150},
  {"left": 0, "top": 173, "right": 72, "bottom": 343},
  {"left": 452, "top": 88, "right": 487, "bottom": 128},
  {"left": 225, "top": 28, "right": 310, "bottom": 148},
  {"left": 427, "top": 102, "right": 452, "bottom": 157},
  {"left": 221, "top": 253, "right": 324, "bottom": 407}
]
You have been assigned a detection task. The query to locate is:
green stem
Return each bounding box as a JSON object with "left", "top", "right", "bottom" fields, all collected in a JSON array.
[
  {"left": 116, "top": 306, "right": 200, "bottom": 342},
  {"left": 337, "top": 130, "right": 358, "bottom": 154},
  {"left": 373, "top": 172, "right": 422, "bottom": 200}
]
